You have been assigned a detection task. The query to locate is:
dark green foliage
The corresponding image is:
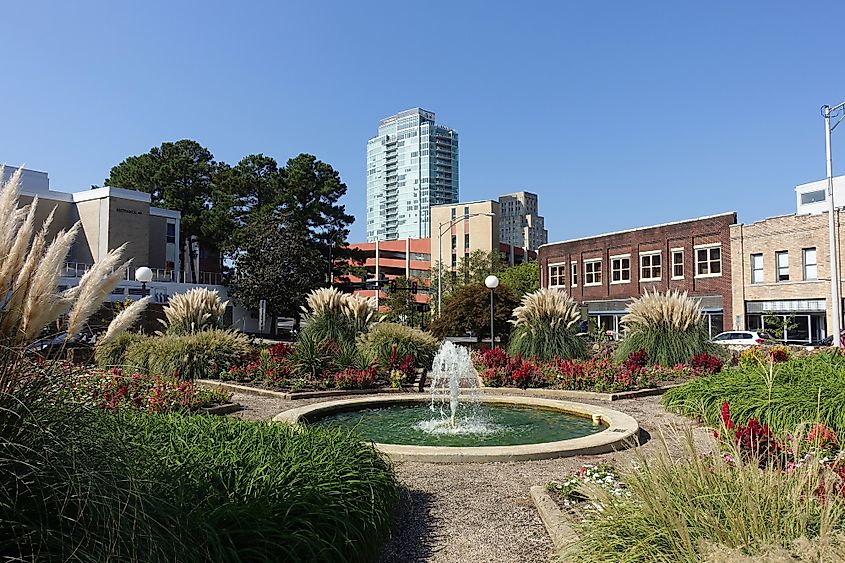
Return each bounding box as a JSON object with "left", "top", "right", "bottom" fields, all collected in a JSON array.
[
  {"left": 507, "top": 323, "right": 588, "bottom": 361},
  {"left": 495, "top": 260, "right": 540, "bottom": 297},
  {"left": 120, "top": 330, "right": 253, "bottom": 380},
  {"left": 429, "top": 283, "right": 519, "bottom": 342},
  {"left": 94, "top": 331, "right": 145, "bottom": 368},
  {"left": 663, "top": 352, "right": 845, "bottom": 433},
  {"left": 1, "top": 358, "right": 398, "bottom": 562},
  {"left": 357, "top": 322, "right": 440, "bottom": 371},
  {"left": 617, "top": 322, "right": 716, "bottom": 367},
  {"left": 0, "top": 364, "right": 180, "bottom": 562},
  {"left": 290, "top": 331, "right": 333, "bottom": 378},
  {"left": 228, "top": 210, "right": 326, "bottom": 320},
  {"left": 110, "top": 412, "right": 399, "bottom": 562}
]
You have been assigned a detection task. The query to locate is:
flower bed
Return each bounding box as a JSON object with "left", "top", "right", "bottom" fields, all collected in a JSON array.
[
  {"left": 474, "top": 348, "right": 721, "bottom": 392},
  {"left": 63, "top": 364, "right": 231, "bottom": 413},
  {"left": 556, "top": 412, "right": 845, "bottom": 562},
  {"left": 215, "top": 341, "right": 418, "bottom": 393}
]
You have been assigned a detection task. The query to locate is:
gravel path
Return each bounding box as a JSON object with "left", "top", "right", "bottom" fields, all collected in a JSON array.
[{"left": 226, "top": 391, "right": 710, "bottom": 563}]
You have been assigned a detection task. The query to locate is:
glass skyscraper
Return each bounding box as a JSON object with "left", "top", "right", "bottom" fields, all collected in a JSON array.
[{"left": 366, "top": 108, "right": 459, "bottom": 241}]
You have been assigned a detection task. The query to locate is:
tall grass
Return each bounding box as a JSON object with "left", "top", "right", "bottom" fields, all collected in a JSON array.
[
  {"left": 109, "top": 412, "right": 399, "bottom": 562},
  {"left": 161, "top": 287, "right": 228, "bottom": 334},
  {"left": 617, "top": 289, "right": 716, "bottom": 366},
  {"left": 663, "top": 352, "right": 845, "bottom": 433},
  {"left": 507, "top": 288, "right": 587, "bottom": 361},
  {"left": 357, "top": 322, "right": 439, "bottom": 370},
  {"left": 121, "top": 329, "right": 253, "bottom": 380},
  {"left": 563, "top": 432, "right": 845, "bottom": 562}
]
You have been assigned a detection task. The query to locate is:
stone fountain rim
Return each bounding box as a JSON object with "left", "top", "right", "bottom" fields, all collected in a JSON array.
[{"left": 272, "top": 394, "right": 639, "bottom": 463}]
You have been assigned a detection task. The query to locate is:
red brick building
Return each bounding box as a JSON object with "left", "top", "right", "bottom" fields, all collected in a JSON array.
[{"left": 538, "top": 213, "right": 737, "bottom": 338}]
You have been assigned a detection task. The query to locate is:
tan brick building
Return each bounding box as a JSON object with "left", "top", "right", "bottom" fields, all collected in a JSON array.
[
  {"left": 730, "top": 212, "right": 844, "bottom": 343},
  {"left": 539, "top": 213, "right": 737, "bottom": 338}
]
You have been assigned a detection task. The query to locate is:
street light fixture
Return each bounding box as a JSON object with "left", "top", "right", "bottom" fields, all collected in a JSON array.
[
  {"left": 135, "top": 266, "right": 153, "bottom": 297},
  {"left": 485, "top": 275, "right": 499, "bottom": 349},
  {"left": 822, "top": 101, "right": 845, "bottom": 347},
  {"left": 436, "top": 211, "right": 496, "bottom": 317}
]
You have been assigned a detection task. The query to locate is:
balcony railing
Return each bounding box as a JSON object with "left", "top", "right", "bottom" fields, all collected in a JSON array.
[{"left": 62, "top": 262, "right": 223, "bottom": 285}]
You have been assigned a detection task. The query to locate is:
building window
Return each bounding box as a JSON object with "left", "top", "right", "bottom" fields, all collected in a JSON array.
[
  {"left": 451, "top": 254, "right": 456, "bottom": 268},
  {"left": 695, "top": 245, "right": 722, "bottom": 277},
  {"left": 751, "top": 253, "right": 764, "bottom": 284},
  {"left": 671, "top": 249, "right": 684, "bottom": 279},
  {"left": 800, "top": 190, "right": 826, "bottom": 205},
  {"left": 584, "top": 259, "right": 602, "bottom": 286},
  {"left": 640, "top": 251, "right": 662, "bottom": 281},
  {"left": 451, "top": 235, "right": 456, "bottom": 250},
  {"left": 464, "top": 233, "right": 470, "bottom": 249},
  {"left": 610, "top": 255, "right": 631, "bottom": 283},
  {"left": 464, "top": 206, "right": 469, "bottom": 217},
  {"left": 548, "top": 263, "right": 566, "bottom": 288},
  {"left": 571, "top": 262, "right": 578, "bottom": 286},
  {"left": 803, "top": 248, "right": 817, "bottom": 280},
  {"left": 776, "top": 251, "right": 789, "bottom": 282},
  {"left": 451, "top": 208, "right": 456, "bottom": 219},
  {"left": 166, "top": 222, "right": 176, "bottom": 244}
]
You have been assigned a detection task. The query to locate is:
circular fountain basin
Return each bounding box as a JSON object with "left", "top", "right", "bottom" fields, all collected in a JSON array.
[{"left": 273, "top": 394, "right": 639, "bottom": 463}]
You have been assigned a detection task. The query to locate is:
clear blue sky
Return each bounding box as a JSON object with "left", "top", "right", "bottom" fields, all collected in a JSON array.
[{"left": 3, "top": 1, "right": 845, "bottom": 243}]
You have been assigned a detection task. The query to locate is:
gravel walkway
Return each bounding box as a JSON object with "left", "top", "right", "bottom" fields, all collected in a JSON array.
[{"left": 226, "top": 391, "right": 710, "bottom": 563}]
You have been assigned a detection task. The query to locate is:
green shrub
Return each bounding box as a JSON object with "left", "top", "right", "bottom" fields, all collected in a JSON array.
[
  {"left": 94, "top": 331, "right": 146, "bottom": 368},
  {"left": 290, "top": 330, "right": 333, "bottom": 378},
  {"left": 506, "top": 289, "right": 587, "bottom": 361},
  {"left": 1, "top": 360, "right": 398, "bottom": 562},
  {"left": 663, "top": 352, "right": 845, "bottom": 434},
  {"left": 123, "top": 330, "right": 253, "bottom": 380},
  {"left": 617, "top": 289, "right": 716, "bottom": 366},
  {"left": 0, "top": 365, "right": 183, "bottom": 562},
  {"left": 429, "top": 283, "right": 519, "bottom": 341},
  {"left": 110, "top": 411, "right": 399, "bottom": 562},
  {"left": 564, "top": 433, "right": 845, "bottom": 562},
  {"left": 357, "top": 322, "right": 440, "bottom": 370}
]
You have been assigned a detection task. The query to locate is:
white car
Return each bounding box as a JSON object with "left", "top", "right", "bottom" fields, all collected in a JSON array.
[{"left": 711, "top": 331, "right": 775, "bottom": 346}]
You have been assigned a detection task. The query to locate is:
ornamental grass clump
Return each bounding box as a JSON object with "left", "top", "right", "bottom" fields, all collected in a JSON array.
[
  {"left": 563, "top": 431, "right": 845, "bottom": 562},
  {"left": 357, "top": 322, "right": 439, "bottom": 372},
  {"left": 617, "top": 288, "right": 716, "bottom": 366},
  {"left": 507, "top": 288, "right": 587, "bottom": 361},
  {"left": 664, "top": 352, "right": 845, "bottom": 434},
  {"left": 161, "top": 287, "right": 227, "bottom": 335},
  {"left": 299, "top": 287, "right": 376, "bottom": 344}
]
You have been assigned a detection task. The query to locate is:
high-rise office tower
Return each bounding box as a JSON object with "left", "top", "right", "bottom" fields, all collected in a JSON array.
[
  {"left": 498, "top": 191, "right": 548, "bottom": 251},
  {"left": 366, "top": 108, "right": 459, "bottom": 242}
]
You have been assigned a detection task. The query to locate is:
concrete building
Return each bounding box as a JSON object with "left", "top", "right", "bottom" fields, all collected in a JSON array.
[
  {"left": 539, "top": 213, "right": 737, "bottom": 339},
  {"left": 730, "top": 212, "right": 842, "bottom": 343},
  {"left": 366, "top": 108, "right": 459, "bottom": 242},
  {"left": 498, "top": 191, "right": 548, "bottom": 250},
  {"left": 430, "top": 200, "right": 501, "bottom": 271},
  {"left": 795, "top": 174, "right": 845, "bottom": 215}
]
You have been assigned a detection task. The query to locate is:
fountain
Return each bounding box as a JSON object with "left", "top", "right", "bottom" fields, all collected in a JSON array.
[
  {"left": 274, "top": 341, "right": 640, "bottom": 463},
  {"left": 427, "top": 340, "right": 479, "bottom": 429}
]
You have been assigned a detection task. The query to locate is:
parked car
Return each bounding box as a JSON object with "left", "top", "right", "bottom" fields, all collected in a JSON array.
[
  {"left": 711, "top": 331, "right": 776, "bottom": 346},
  {"left": 810, "top": 330, "right": 845, "bottom": 347}
]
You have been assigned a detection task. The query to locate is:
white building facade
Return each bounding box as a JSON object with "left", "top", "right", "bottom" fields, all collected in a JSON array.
[{"left": 366, "top": 108, "right": 459, "bottom": 242}]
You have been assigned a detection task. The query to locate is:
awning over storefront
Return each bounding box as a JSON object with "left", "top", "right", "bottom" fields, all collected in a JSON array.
[{"left": 746, "top": 299, "right": 826, "bottom": 313}]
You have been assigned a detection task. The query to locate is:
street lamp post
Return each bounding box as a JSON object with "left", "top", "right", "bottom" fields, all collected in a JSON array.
[
  {"left": 436, "top": 212, "right": 496, "bottom": 317},
  {"left": 823, "top": 101, "right": 845, "bottom": 347},
  {"left": 135, "top": 266, "right": 153, "bottom": 297},
  {"left": 485, "top": 275, "right": 499, "bottom": 349}
]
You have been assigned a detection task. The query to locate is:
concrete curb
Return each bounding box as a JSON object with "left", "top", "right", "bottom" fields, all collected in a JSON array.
[
  {"left": 196, "top": 379, "right": 683, "bottom": 403},
  {"left": 273, "top": 394, "right": 640, "bottom": 463},
  {"left": 199, "top": 402, "right": 242, "bottom": 416},
  {"left": 529, "top": 485, "right": 578, "bottom": 552}
]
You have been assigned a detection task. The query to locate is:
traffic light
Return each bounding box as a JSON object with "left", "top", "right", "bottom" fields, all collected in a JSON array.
[
  {"left": 411, "top": 281, "right": 418, "bottom": 294},
  {"left": 389, "top": 279, "right": 397, "bottom": 293}
]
